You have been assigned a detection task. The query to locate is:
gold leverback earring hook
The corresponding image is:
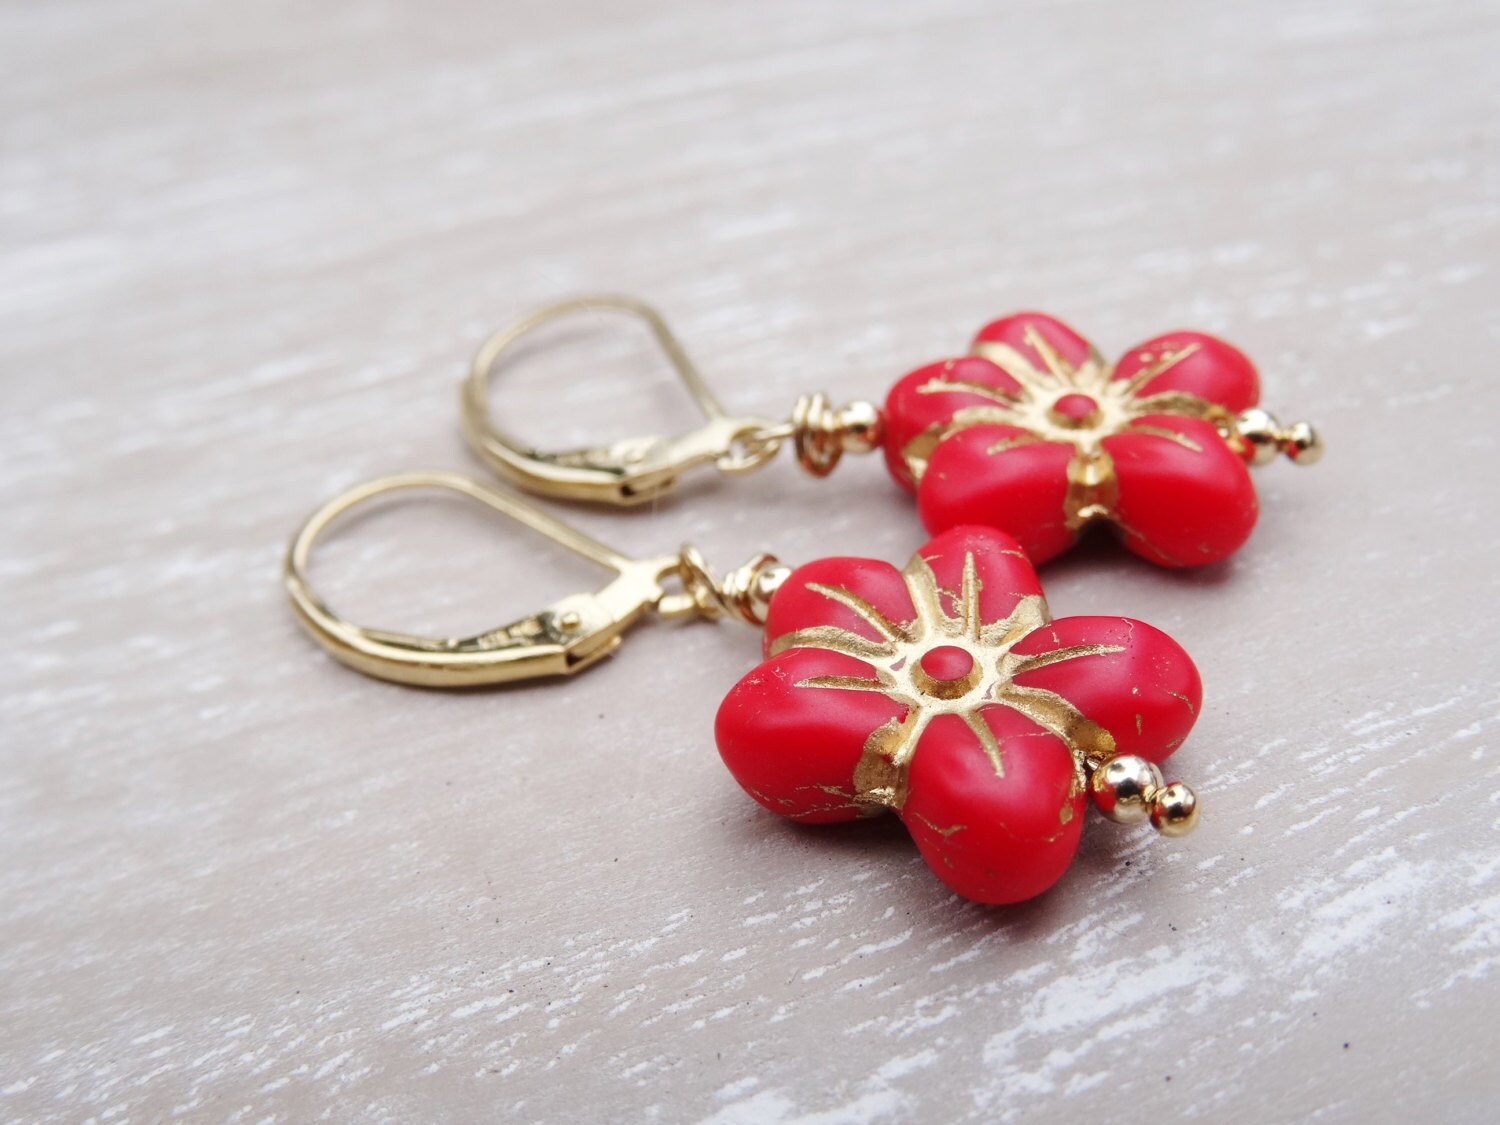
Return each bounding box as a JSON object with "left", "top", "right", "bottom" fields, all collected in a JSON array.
[
  {"left": 284, "top": 470, "right": 788, "bottom": 687},
  {"left": 460, "top": 296, "right": 785, "bottom": 506}
]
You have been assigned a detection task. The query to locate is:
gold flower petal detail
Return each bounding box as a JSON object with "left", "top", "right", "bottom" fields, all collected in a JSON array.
[
  {"left": 773, "top": 550, "right": 1122, "bottom": 810},
  {"left": 906, "top": 324, "right": 1230, "bottom": 532}
]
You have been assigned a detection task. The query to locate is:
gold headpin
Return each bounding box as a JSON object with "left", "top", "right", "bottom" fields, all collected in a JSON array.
[
  {"left": 1088, "top": 754, "right": 1200, "bottom": 837},
  {"left": 1230, "top": 406, "right": 1324, "bottom": 466}
]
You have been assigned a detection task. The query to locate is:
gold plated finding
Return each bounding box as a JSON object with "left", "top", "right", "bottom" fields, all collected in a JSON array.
[
  {"left": 1231, "top": 407, "right": 1324, "bottom": 466},
  {"left": 460, "top": 295, "right": 880, "bottom": 505},
  {"left": 1149, "top": 782, "right": 1200, "bottom": 837},
  {"left": 1088, "top": 753, "right": 1199, "bottom": 836},
  {"left": 284, "top": 470, "right": 783, "bottom": 687}
]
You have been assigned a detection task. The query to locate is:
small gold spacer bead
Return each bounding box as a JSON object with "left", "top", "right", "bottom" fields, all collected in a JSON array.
[
  {"left": 746, "top": 560, "right": 791, "bottom": 623},
  {"left": 1235, "top": 407, "right": 1283, "bottom": 466},
  {"left": 834, "top": 401, "right": 885, "bottom": 454},
  {"left": 1150, "top": 782, "right": 1200, "bottom": 837},
  {"left": 1089, "top": 754, "right": 1163, "bottom": 825},
  {"left": 1283, "top": 420, "right": 1323, "bottom": 466}
]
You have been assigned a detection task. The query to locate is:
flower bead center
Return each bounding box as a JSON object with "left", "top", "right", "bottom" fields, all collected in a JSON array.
[
  {"left": 912, "top": 645, "right": 980, "bottom": 700},
  {"left": 1047, "top": 392, "right": 1103, "bottom": 429}
]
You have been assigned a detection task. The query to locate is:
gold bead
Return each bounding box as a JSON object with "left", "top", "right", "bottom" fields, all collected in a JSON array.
[
  {"left": 1150, "top": 782, "right": 1200, "bottom": 837},
  {"left": 1090, "top": 755, "right": 1163, "bottom": 825},
  {"left": 1235, "top": 407, "right": 1282, "bottom": 466},
  {"left": 835, "top": 401, "right": 886, "bottom": 453},
  {"left": 749, "top": 562, "right": 791, "bottom": 619},
  {"left": 1283, "top": 420, "right": 1323, "bottom": 466}
]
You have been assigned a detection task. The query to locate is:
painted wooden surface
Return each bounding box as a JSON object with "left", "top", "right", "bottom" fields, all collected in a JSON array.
[{"left": 3, "top": 0, "right": 1498, "bottom": 1120}]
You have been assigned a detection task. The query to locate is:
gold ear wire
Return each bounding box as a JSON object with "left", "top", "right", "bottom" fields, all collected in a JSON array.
[
  {"left": 460, "top": 295, "right": 780, "bottom": 505},
  {"left": 284, "top": 470, "right": 787, "bottom": 687},
  {"left": 459, "top": 295, "right": 883, "bottom": 505}
]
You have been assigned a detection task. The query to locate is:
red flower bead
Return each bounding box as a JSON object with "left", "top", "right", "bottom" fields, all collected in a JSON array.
[
  {"left": 715, "top": 525, "right": 1201, "bottom": 904},
  {"left": 883, "top": 312, "right": 1262, "bottom": 567}
]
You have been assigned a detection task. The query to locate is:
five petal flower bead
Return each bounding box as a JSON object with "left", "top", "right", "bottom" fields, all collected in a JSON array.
[
  {"left": 715, "top": 525, "right": 1202, "bottom": 904},
  {"left": 883, "top": 312, "right": 1281, "bottom": 567}
]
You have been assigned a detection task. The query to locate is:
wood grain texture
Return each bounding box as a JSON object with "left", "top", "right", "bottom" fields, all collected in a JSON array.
[{"left": 3, "top": 0, "right": 1498, "bottom": 1120}]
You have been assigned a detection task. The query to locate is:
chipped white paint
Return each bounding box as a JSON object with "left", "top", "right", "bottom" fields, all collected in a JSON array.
[{"left": 2, "top": 0, "right": 1498, "bottom": 1120}]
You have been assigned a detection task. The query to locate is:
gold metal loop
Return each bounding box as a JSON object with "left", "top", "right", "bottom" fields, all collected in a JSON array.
[
  {"left": 285, "top": 470, "right": 696, "bottom": 686},
  {"left": 461, "top": 295, "right": 784, "bottom": 506},
  {"left": 670, "top": 546, "right": 791, "bottom": 627}
]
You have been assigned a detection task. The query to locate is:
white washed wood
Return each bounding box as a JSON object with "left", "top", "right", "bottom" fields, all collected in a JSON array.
[{"left": 2, "top": 0, "right": 1498, "bottom": 1121}]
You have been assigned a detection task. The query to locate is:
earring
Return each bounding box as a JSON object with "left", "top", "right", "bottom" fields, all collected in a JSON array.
[
  {"left": 461, "top": 297, "right": 1321, "bottom": 567},
  {"left": 287, "top": 472, "right": 1201, "bottom": 905}
]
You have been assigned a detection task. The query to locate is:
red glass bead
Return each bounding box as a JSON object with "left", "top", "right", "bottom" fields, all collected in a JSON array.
[
  {"left": 883, "top": 312, "right": 1264, "bottom": 567},
  {"left": 715, "top": 525, "right": 1202, "bottom": 904}
]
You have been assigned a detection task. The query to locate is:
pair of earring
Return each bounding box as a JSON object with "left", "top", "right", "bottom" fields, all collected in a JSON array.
[{"left": 286, "top": 296, "right": 1321, "bottom": 905}]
